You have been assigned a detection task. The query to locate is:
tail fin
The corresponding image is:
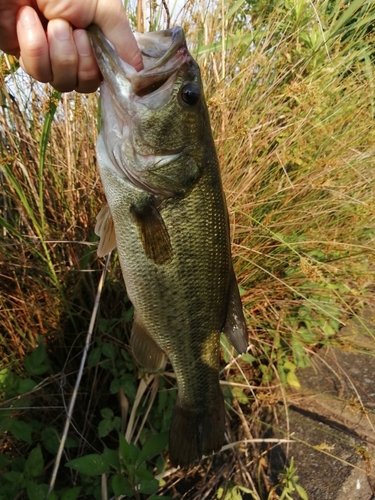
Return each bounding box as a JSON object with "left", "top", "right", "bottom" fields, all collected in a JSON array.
[{"left": 169, "top": 391, "right": 225, "bottom": 468}]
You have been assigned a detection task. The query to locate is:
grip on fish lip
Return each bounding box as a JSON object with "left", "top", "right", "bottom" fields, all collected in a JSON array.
[
  {"left": 88, "top": 24, "right": 188, "bottom": 75},
  {"left": 87, "top": 24, "right": 131, "bottom": 76}
]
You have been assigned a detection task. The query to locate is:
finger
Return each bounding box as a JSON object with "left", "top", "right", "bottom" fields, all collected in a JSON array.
[
  {"left": 73, "top": 29, "right": 101, "bottom": 93},
  {"left": 36, "top": 0, "right": 96, "bottom": 28},
  {"left": 47, "top": 18, "right": 78, "bottom": 92},
  {"left": 17, "top": 5, "right": 52, "bottom": 82},
  {"left": 94, "top": 1, "right": 143, "bottom": 71},
  {"left": 0, "top": 1, "right": 23, "bottom": 56}
]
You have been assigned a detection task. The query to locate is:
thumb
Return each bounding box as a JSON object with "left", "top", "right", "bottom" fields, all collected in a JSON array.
[{"left": 94, "top": 0, "right": 143, "bottom": 71}]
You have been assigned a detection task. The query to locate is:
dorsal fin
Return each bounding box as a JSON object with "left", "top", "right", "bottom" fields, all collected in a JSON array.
[{"left": 95, "top": 205, "right": 117, "bottom": 257}]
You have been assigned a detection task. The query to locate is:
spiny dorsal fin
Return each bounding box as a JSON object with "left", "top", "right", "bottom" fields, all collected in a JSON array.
[
  {"left": 130, "top": 315, "right": 165, "bottom": 372},
  {"left": 223, "top": 265, "right": 248, "bottom": 354},
  {"left": 95, "top": 204, "right": 117, "bottom": 257},
  {"left": 130, "top": 198, "right": 172, "bottom": 265}
]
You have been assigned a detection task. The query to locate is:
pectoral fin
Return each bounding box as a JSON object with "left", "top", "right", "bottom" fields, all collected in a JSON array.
[
  {"left": 130, "top": 315, "right": 165, "bottom": 372},
  {"left": 95, "top": 205, "right": 117, "bottom": 257},
  {"left": 223, "top": 266, "right": 248, "bottom": 354},
  {"left": 130, "top": 198, "right": 172, "bottom": 265}
]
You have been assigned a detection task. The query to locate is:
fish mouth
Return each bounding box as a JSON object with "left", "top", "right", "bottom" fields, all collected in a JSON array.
[
  {"left": 88, "top": 25, "right": 190, "bottom": 101},
  {"left": 88, "top": 26, "right": 196, "bottom": 197}
]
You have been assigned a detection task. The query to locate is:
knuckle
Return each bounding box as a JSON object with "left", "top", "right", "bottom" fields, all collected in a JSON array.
[{"left": 51, "top": 80, "right": 77, "bottom": 93}]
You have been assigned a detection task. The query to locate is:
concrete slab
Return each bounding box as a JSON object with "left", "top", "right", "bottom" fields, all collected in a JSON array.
[{"left": 271, "top": 308, "right": 375, "bottom": 499}]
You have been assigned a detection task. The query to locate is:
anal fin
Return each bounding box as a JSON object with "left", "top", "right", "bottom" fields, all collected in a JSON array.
[
  {"left": 95, "top": 204, "right": 117, "bottom": 257},
  {"left": 223, "top": 265, "right": 248, "bottom": 354},
  {"left": 130, "top": 198, "right": 172, "bottom": 265},
  {"left": 130, "top": 315, "right": 165, "bottom": 372}
]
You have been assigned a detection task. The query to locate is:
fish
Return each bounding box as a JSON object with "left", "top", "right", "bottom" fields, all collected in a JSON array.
[{"left": 88, "top": 25, "right": 248, "bottom": 468}]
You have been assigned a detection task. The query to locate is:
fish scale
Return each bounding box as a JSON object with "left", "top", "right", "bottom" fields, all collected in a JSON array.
[{"left": 89, "top": 25, "right": 248, "bottom": 468}]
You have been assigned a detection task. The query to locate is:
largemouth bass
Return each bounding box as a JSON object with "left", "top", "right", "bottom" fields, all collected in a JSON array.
[{"left": 88, "top": 25, "right": 248, "bottom": 468}]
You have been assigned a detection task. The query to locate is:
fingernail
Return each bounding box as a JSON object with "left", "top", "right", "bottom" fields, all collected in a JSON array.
[
  {"left": 20, "top": 8, "right": 38, "bottom": 27},
  {"left": 51, "top": 19, "right": 72, "bottom": 41},
  {"left": 74, "top": 30, "right": 92, "bottom": 57}
]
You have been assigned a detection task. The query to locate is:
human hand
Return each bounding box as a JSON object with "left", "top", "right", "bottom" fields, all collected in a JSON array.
[{"left": 0, "top": 0, "right": 143, "bottom": 93}]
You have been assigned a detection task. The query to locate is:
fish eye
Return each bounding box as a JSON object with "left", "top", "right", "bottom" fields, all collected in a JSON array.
[{"left": 180, "top": 83, "right": 200, "bottom": 106}]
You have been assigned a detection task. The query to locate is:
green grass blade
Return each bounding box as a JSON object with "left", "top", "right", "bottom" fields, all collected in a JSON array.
[
  {"left": 328, "top": 0, "right": 370, "bottom": 37},
  {"left": 225, "top": 0, "right": 248, "bottom": 22},
  {"left": 38, "top": 90, "right": 61, "bottom": 235},
  {"left": 196, "top": 32, "right": 253, "bottom": 56}
]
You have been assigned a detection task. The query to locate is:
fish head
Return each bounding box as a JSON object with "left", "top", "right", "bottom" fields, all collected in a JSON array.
[{"left": 89, "top": 25, "right": 210, "bottom": 197}]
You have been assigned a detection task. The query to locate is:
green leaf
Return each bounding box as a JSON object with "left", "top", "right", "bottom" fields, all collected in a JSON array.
[
  {"left": 238, "top": 485, "right": 254, "bottom": 493},
  {"left": 87, "top": 347, "right": 101, "bottom": 368},
  {"left": 41, "top": 428, "right": 77, "bottom": 454},
  {"left": 41, "top": 427, "right": 59, "bottom": 454},
  {"left": 156, "top": 454, "right": 167, "bottom": 475},
  {"left": 100, "top": 407, "right": 114, "bottom": 419},
  {"left": 18, "top": 378, "right": 37, "bottom": 394},
  {"left": 2, "top": 471, "right": 24, "bottom": 484},
  {"left": 110, "top": 378, "right": 120, "bottom": 393},
  {"left": 120, "top": 375, "right": 136, "bottom": 400},
  {"left": 138, "top": 432, "right": 168, "bottom": 463},
  {"left": 292, "top": 340, "right": 311, "bottom": 369},
  {"left": 112, "top": 416, "right": 122, "bottom": 432},
  {"left": 119, "top": 434, "right": 139, "bottom": 464},
  {"left": 0, "top": 368, "right": 20, "bottom": 400},
  {"left": 24, "top": 337, "right": 50, "bottom": 376},
  {"left": 103, "top": 448, "right": 120, "bottom": 471},
  {"left": 11, "top": 456, "right": 26, "bottom": 472},
  {"left": 98, "top": 419, "right": 114, "bottom": 438},
  {"left": 112, "top": 475, "right": 135, "bottom": 497},
  {"left": 24, "top": 445, "right": 44, "bottom": 478},
  {"left": 61, "top": 486, "right": 82, "bottom": 500},
  {"left": 220, "top": 334, "right": 232, "bottom": 364},
  {"left": 101, "top": 342, "right": 117, "bottom": 359},
  {"left": 48, "top": 489, "right": 59, "bottom": 500},
  {"left": 135, "top": 466, "right": 154, "bottom": 481},
  {"left": 295, "top": 483, "right": 309, "bottom": 500},
  {"left": 0, "top": 453, "right": 10, "bottom": 469},
  {"left": 26, "top": 481, "right": 51, "bottom": 500},
  {"left": 286, "top": 371, "right": 301, "bottom": 389},
  {"left": 283, "top": 360, "right": 297, "bottom": 372},
  {"left": 100, "top": 358, "right": 113, "bottom": 370},
  {"left": 0, "top": 368, "right": 11, "bottom": 388},
  {"left": 65, "top": 454, "right": 110, "bottom": 476},
  {"left": 138, "top": 478, "right": 159, "bottom": 495},
  {"left": 123, "top": 306, "right": 134, "bottom": 322},
  {"left": 232, "top": 386, "right": 249, "bottom": 405},
  {"left": 149, "top": 496, "right": 173, "bottom": 500},
  {"left": 322, "top": 322, "right": 336, "bottom": 337},
  {"left": 241, "top": 353, "right": 256, "bottom": 363},
  {"left": 10, "top": 419, "right": 33, "bottom": 444}
]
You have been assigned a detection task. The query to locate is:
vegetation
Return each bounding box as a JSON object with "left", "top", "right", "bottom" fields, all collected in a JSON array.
[{"left": 1, "top": 0, "right": 374, "bottom": 498}]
